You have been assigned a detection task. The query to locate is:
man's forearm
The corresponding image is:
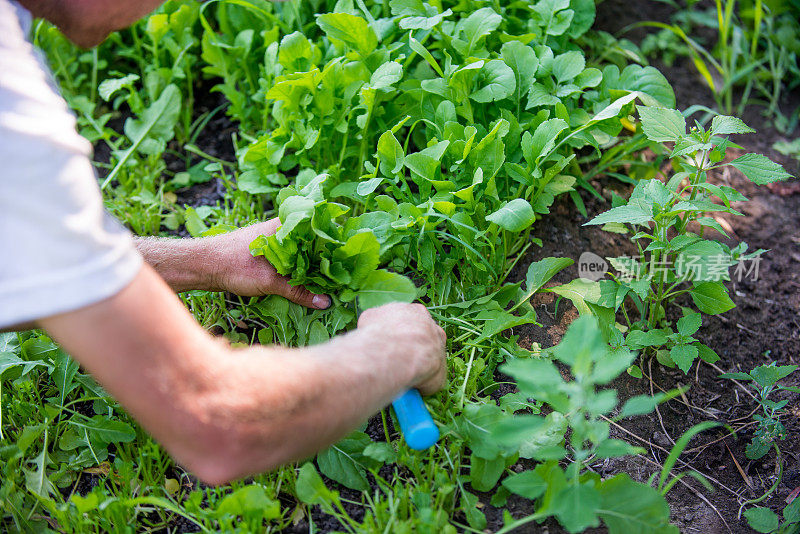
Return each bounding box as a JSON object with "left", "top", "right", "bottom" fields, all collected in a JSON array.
[
  {"left": 134, "top": 236, "right": 211, "bottom": 293},
  {"left": 38, "top": 266, "right": 434, "bottom": 485}
]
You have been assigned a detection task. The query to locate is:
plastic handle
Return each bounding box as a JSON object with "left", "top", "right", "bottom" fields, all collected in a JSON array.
[{"left": 391, "top": 389, "right": 439, "bottom": 450}]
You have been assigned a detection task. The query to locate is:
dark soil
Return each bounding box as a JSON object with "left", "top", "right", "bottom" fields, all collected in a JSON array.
[{"left": 489, "top": 1, "right": 800, "bottom": 532}]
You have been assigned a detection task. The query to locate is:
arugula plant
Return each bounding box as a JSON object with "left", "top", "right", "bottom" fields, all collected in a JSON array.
[
  {"left": 562, "top": 106, "right": 794, "bottom": 373},
  {"left": 721, "top": 363, "right": 799, "bottom": 460}
]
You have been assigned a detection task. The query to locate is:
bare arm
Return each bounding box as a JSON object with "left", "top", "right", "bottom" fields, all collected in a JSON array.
[
  {"left": 37, "top": 265, "right": 446, "bottom": 485},
  {"left": 20, "top": 0, "right": 165, "bottom": 48},
  {"left": 134, "top": 219, "right": 331, "bottom": 309}
]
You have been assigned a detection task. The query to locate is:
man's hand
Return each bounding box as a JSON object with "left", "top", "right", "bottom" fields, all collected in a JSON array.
[
  {"left": 357, "top": 303, "right": 447, "bottom": 395},
  {"left": 135, "top": 220, "right": 331, "bottom": 310}
]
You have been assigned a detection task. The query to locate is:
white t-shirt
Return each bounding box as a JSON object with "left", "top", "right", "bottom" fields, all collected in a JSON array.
[{"left": 0, "top": 0, "right": 143, "bottom": 328}]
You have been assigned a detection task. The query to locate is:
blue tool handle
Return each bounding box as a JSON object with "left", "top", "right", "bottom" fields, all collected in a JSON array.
[{"left": 391, "top": 389, "right": 439, "bottom": 450}]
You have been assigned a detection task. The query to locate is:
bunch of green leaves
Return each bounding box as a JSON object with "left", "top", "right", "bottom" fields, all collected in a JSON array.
[
  {"left": 564, "top": 106, "right": 793, "bottom": 373},
  {"left": 720, "top": 363, "right": 799, "bottom": 460},
  {"left": 483, "top": 316, "right": 676, "bottom": 533},
  {"left": 248, "top": 171, "right": 418, "bottom": 307}
]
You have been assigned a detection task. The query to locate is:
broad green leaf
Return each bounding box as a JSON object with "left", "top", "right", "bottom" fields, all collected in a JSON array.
[
  {"left": 501, "top": 41, "right": 538, "bottom": 101},
  {"left": 552, "top": 51, "right": 585, "bottom": 83},
  {"left": 625, "top": 329, "right": 668, "bottom": 349},
  {"left": 124, "top": 84, "right": 182, "bottom": 154},
  {"left": 749, "top": 364, "right": 798, "bottom": 387},
  {"left": 98, "top": 74, "right": 140, "bottom": 102},
  {"left": 316, "top": 13, "right": 377, "bottom": 56},
  {"left": 637, "top": 106, "right": 686, "bottom": 143},
  {"left": 102, "top": 84, "right": 181, "bottom": 189},
  {"left": 278, "top": 31, "right": 313, "bottom": 70},
  {"left": 502, "top": 470, "right": 547, "bottom": 499},
  {"left": 68, "top": 416, "right": 136, "bottom": 444},
  {"left": 690, "top": 282, "right": 735, "bottom": 314},
  {"left": 318, "top": 444, "right": 369, "bottom": 491},
  {"left": 552, "top": 484, "right": 601, "bottom": 532},
  {"left": 295, "top": 463, "right": 337, "bottom": 506},
  {"left": 377, "top": 130, "right": 404, "bottom": 175},
  {"left": 522, "top": 118, "right": 569, "bottom": 164},
  {"left": 568, "top": 0, "right": 596, "bottom": 37},
  {"left": 357, "top": 270, "right": 417, "bottom": 309},
  {"left": 744, "top": 507, "right": 780, "bottom": 533},
  {"left": 669, "top": 344, "right": 698, "bottom": 373},
  {"left": 618, "top": 394, "right": 664, "bottom": 418},
  {"left": 470, "top": 455, "right": 505, "bottom": 492},
  {"left": 486, "top": 199, "right": 536, "bottom": 232},
  {"left": 217, "top": 485, "right": 281, "bottom": 520},
  {"left": 523, "top": 257, "right": 574, "bottom": 296},
  {"left": 452, "top": 7, "right": 502, "bottom": 57},
  {"left": 362, "top": 442, "right": 396, "bottom": 463},
  {"left": 598, "top": 474, "right": 678, "bottom": 533},
  {"left": 471, "top": 60, "right": 515, "bottom": 103},
  {"left": 370, "top": 61, "right": 403, "bottom": 90},
  {"left": 729, "top": 153, "right": 792, "bottom": 185},
  {"left": 710, "top": 115, "right": 755, "bottom": 136},
  {"left": 676, "top": 312, "right": 701, "bottom": 336},
  {"left": 585, "top": 204, "right": 653, "bottom": 226}
]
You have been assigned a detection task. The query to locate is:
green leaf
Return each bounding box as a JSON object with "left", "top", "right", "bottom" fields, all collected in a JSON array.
[
  {"left": 676, "top": 312, "right": 701, "bottom": 336},
  {"left": 783, "top": 495, "right": 800, "bottom": 523},
  {"left": 317, "top": 444, "right": 369, "bottom": 491},
  {"left": 217, "top": 485, "right": 281, "bottom": 520},
  {"left": 552, "top": 484, "right": 601, "bottom": 532},
  {"left": 619, "top": 394, "right": 664, "bottom": 418},
  {"left": 502, "top": 470, "right": 547, "bottom": 500},
  {"left": 377, "top": 130, "right": 404, "bottom": 175},
  {"left": 501, "top": 41, "right": 538, "bottom": 100},
  {"left": 670, "top": 344, "right": 698, "bottom": 373},
  {"left": 598, "top": 474, "right": 678, "bottom": 533},
  {"left": 585, "top": 204, "right": 653, "bottom": 226},
  {"left": 522, "top": 118, "right": 569, "bottom": 164},
  {"left": 744, "top": 507, "right": 780, "bottom": 533},
  {"left": 637, "top": 106, "right": 686, "bottom": 143},
  {"left": 295, "top": 463, "right": 337, "bottom": 506},
  {"left": 452, "top": 7, "right": 502, "bottom": 57},
  {"left": 486, "top": 199, "right": 536, "bottom": 232},
  {"left": 690, "top": 282, "right": 735, "bottom": 314},
  {"left": 98, "top": 73, "right": 140, "bottom": 102},
  {"left": 357, "top": 270, "right": 417, "bottom": 309},
  {"left": 470, "top": 455, "right": 505, "bottom": 492},
  {"left": 553, "top": 51, "right": 585, "bottom": 83},
  {"left": 362, "top": 442, "right": 396, "bottom": 464},
  {"left": 471, "top": 60, "right": 515, "bottom": 103},
  {"left": 729, "top": 153, "right": 792, "bottom": 185},
  {"left": 68, "top": 416, "right": 136, "bottom": 444},
  {"left": 370, "top": 62, "right": 403, "bottom": 90},
  {"left": 523, "top": 257, "right": 574, "bottom": 297},
  {"left": 102, "top": 84, "right": 181, "bottom": 189},
  {"left": 710, "top": 115, "right": 755, "bottom": 136},
  {"left": 316, "top": 13, "right": 377, "bottom": 56},
  {"left": 749, "top": 364, "right": 798, "bottom": 387}
]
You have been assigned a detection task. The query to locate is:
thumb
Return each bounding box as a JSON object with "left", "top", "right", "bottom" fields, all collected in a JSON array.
[{"left": 276, "top": 279, "right": 331, "bottom": 310}]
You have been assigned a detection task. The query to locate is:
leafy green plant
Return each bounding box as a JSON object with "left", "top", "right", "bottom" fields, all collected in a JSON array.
[
  {"left": 487, "top": 315, "right": 677, "bottom": 533},
  {"left": 721, "top": 363, "right": 799, "bottom": 460},
  {"left": 559, "top": 106, "right": 793, "bottom": 373}
]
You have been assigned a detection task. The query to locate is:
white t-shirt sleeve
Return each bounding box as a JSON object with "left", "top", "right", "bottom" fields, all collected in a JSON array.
[{"left": 0, "top": 0, "right": 143, "bottom": 328}]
